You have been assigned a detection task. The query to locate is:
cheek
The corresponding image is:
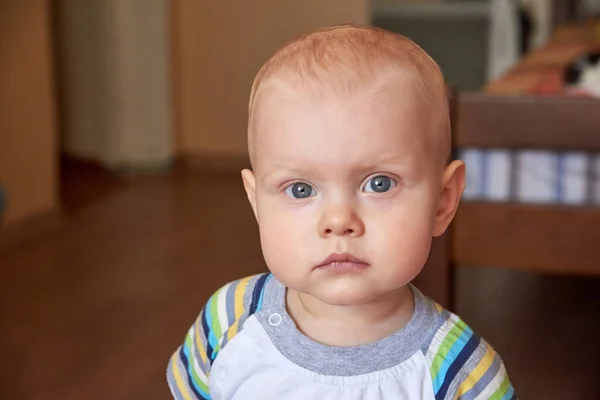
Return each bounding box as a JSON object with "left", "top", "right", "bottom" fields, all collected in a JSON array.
[
  {"left": 374, "top": 211, "right": 432, "bottom": 256},
  {"left": 367, "top": 192, "right": 437, "bottom": 266},
  {"left": 256, "top": 200, "right": 312, "bottom": 274}
]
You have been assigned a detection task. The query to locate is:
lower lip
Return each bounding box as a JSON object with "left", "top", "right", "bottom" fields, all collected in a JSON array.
[{"left": 317, "top": 261, "right": 370, "bottom": 271}]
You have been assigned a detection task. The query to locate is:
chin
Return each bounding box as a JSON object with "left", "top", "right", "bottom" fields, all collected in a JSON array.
[{"left": 311, "top": 286, "right": 381, "bottom": 307}]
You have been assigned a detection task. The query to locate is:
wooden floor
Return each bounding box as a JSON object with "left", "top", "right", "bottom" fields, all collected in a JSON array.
[{"left": 0, "top": 164, "right": 598, "bottom": 399}]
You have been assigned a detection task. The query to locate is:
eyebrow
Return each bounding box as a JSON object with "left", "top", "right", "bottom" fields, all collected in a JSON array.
[
  {"left": 259, "top": 165, "right": 307, "bottom": 184},
  {"left": 259, "top": 154, "right": 416, "bottom": 183}
]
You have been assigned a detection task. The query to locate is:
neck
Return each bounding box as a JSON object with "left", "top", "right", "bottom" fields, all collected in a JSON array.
[{"left": 286, "top": 285, "right": 415, "bottom": 347}]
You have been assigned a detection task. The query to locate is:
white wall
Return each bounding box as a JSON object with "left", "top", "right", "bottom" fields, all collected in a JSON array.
[{"left": 56, "top": 0, "right": 173, "bottom": 169}]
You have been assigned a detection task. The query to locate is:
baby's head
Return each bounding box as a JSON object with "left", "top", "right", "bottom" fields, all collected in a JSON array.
[{"left": 242, "top": 25, "right": 464, "bottom": 306}]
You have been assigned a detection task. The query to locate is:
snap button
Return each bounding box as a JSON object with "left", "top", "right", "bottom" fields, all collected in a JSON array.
[
  {"left": 268, "top": 313, "right": 282, "bottom": 326},
  {"left": 239, "top": 332, "right": 252, "bottom": 348},
  {"left": 219, "top": 367, "right": 227, "bottom": 381}
]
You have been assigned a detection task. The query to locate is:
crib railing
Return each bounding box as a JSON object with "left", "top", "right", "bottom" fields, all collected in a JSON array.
[{"left": 417, "top": 92, "right": 600, "bottom": 309}]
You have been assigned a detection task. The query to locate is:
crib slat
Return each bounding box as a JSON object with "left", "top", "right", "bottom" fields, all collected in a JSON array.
[
  {"left": 455, "top": 93, "right": 600, "bottom": 152},
  {"left": 453, "top": 202, "right": 600, "bottom": 275}
]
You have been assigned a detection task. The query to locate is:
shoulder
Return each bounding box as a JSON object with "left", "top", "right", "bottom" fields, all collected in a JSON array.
[
  {"left": 202, "top": 272, "right": 273, "bottom": 353},
  {"left": 205, "top": 272, "right": 273, "bottom": 332},
  {"left": 166, "top": 273, "right": 273, "bottom": 399},
  {"left": 422, "top": 303, "right": 516, "bottom": 400}
]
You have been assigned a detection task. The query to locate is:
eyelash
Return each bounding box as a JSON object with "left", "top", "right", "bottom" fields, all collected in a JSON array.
[
  {"left": 362, "top": 174, "right": 399, "bottom": 193},
  {"left": 280, "top": 174, "right": 400, "bottom": 198},
  {"left": 281, "top": 180, "right": 318, "bottom": 199}
]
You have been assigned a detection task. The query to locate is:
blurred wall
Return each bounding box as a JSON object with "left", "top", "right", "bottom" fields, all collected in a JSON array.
[
  {"left": 172, "top": 0, "right": 370, "bottom": 160},
  {"left": 56, "top": 0, "right": 174, "bottom": 169},
  {"left": 0, "top": 0, "right": 58, "bottom": 226}
]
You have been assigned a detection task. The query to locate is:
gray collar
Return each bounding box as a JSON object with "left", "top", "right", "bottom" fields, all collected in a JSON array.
[{"left": 255, "top": 277, "right": 437, "bottom": 376}]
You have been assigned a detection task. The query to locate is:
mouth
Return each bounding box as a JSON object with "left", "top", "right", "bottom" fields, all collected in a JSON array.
[{"left": 315, "top": 252, "right": 370, "bottom": 271}]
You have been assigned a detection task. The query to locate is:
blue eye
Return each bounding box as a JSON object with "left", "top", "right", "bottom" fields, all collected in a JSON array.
[
  {"left": 363, "top": 175, "right": 396, "bottom": 193},
  {"left": 284, "top": 182, "right": 316, "bottom": 199}
]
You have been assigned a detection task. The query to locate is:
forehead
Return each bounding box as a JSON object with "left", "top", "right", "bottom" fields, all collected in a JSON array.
[{"left": 252, "top": 83, "right": 431, "bottom": 174}]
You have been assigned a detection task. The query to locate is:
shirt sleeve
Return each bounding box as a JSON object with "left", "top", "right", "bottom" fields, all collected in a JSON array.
[
  {"left": 454, "top": 340, "right": 516, "bottom": 400},
  {"left": 166, "top": 274, "right": 265, "bottom": 399},
  {"left": 167, "top": 304, "right": 212, "bottom": 400},
  {"left": 425, "top": 307, "right": 517, "bottom": 400}
]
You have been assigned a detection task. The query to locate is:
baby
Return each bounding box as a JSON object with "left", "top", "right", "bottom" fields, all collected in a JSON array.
[{"left": 167, "top": 25, "right": 515, "bottom": 400}]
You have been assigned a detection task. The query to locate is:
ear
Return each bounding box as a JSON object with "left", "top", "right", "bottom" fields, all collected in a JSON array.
[
  {"left": 432, "top": 160, "right": 465, "bottom": 237},
  {"left": 241, "top": 169, "right": 258, "bottom": 221}
]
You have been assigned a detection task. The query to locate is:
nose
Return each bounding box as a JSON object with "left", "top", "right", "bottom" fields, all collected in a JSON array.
[{"left": 318, "top": 202, "right": 365, "bottom": 238}]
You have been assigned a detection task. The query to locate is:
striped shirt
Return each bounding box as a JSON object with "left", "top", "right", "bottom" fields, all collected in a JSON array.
[{"left": 167, "top": 273, "right": 516, "bottom": 399}]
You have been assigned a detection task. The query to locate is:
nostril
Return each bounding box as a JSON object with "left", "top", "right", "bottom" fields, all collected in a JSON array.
[{"left": 325, "top": 228, "right": 332, "bottom": 234}]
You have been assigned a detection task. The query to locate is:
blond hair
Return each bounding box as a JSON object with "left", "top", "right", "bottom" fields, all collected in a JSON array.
[{"left": 247, "top": 24, "right": 450, "bottom": 166}]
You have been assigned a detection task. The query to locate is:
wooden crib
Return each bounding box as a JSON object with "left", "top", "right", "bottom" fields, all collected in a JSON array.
[
  {"left": 416, "top": 20, "right": 600, "bottom": 309},
  {"left": 418, "top": 93, "right": 600, "bottom": 309}
]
